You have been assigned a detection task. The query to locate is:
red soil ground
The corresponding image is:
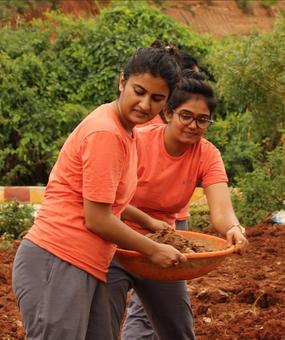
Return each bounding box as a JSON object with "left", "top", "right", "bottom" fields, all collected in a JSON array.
[{"left": 1, "top": 222, "right": 284, "bottom": 340}]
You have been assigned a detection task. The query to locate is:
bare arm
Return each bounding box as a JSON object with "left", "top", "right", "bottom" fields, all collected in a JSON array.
[
  {"left": 84, "top": 199, "right": 186, "bottom": 267},
  {"left": 121, "top": 205, "right": 171, "bottom": 232},
  {"left": 204, "top": 183, "right": 248, "bottom": 252}
]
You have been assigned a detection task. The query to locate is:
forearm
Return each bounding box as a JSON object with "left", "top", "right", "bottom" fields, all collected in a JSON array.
[
  {"left": 121, "top": 204, "right": 153, "bottom": 230},
  {"left": 210, "top": 210, "right": 240, "bottom": 236},
  {"left": 86, "top": 208, "right": 157, "bottom": 255},
  {"left": 205, "top": 183, "right": 240, "bottom": 236},
  {"left": 84, "top": 199, "right": 187, "bottom": 267}
]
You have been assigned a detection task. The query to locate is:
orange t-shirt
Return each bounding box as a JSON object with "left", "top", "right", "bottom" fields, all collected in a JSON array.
[
  {"left": 25, "top": 103, "right": 138, "bottom": 282},
  {"left": 139, "top": 115, "right": 189, "bottom": 221},
  {"left": 175, "top": 204, "right": 190, "bottom": 221},
  {"left": 127, "top": 125, "right": 228, "bottom": 233},
  {"left": 138, "top": 114, "right": 164, "bottom": 127}
]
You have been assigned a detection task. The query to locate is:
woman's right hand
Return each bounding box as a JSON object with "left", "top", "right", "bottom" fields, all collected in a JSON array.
[{"left": 148, "top": 243, "right": 186, "bottom": 268}]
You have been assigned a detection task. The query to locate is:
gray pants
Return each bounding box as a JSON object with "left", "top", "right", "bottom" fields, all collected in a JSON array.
[
  {"left": 107, "top": 219, "right": 195, "bottom": 340},
  {"left": 122, "top": 290, "right": 158, "bottom": 340},
  {"left": 12, "top": 240, "right": 112, "bottom": 340}
]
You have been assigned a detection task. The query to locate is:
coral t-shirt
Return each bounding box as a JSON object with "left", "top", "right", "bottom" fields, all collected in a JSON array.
[
  {"left": 127, "top": 125, "right": 228, "bottom": 233},
  {"left": 139, "top": 115, "right": 190, "bottom": 221},
  {"left": 175, "top": 204, "right": 191, "bottom": 221},
  {"left": 138, "top": 114, "right": 164, "bottom": 127},
  {"left": 25, "top": 103, "right": 138, "bottom": 282}
]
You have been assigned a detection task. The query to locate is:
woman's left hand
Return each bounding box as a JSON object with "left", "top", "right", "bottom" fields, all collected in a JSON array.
[
  {"left": 147, "top": 217, "right": 172, "bottom": 232},
  {"left": 226, "top": 226, "right": 249, "bottom": 254}
]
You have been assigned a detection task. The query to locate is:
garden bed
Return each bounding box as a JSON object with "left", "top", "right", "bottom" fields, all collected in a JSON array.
[{"left": 1, "top": 222, "right": 285, "bottom": 340}]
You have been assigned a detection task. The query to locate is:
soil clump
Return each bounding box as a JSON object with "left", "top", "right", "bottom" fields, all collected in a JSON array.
[{"left": 146, "top": 228, "right": 216, "bottom": 252}]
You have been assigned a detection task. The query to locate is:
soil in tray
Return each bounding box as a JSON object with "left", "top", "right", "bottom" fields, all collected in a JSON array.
[{"left": 146, "top": 228, "right": 216, "bottom": 253}]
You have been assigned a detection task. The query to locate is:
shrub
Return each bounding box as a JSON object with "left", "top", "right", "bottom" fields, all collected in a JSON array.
[
  {"left": 232, "top": 146, "right": 285, "bottom": 226},
  {"left": 206, "top": 111, "right": 261, "bottom": 184},
  {"left": 260, "top": 0, "right": 278, "bottom": 7},
  {"left": 0, "top": 201, "right": 35, "bottom": 239},
  {"left": 207, "top": 16, "right": 285, "bottom": 151},
  {"left": 0, "top": 3, "right": 213, "bottom": 185},
  {"left": 188, "top": 204, "right": 211, "bottom": 230}
]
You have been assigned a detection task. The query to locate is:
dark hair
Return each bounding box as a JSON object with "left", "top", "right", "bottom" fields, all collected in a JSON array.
[
  {"left": 123, "top": 42, "right": 181, "bottom": 95},
  {"left": 179, "top": 50, "right": 199, "bottom": 71},
  {"left": 166, "top": 69, "right": 217, "bottom": 115}
]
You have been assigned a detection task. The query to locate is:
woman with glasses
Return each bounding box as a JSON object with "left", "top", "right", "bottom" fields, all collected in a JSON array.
[{"left": 107, "top": 70, "right": 248, "bottom": 340}]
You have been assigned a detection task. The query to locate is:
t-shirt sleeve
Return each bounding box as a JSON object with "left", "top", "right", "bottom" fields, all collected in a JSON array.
[
  {"left": 81, "top": 131, "right": 125, "bottom": 203},
  {"left": 200, "top": 143, "right": 228, "bottom": 188}
]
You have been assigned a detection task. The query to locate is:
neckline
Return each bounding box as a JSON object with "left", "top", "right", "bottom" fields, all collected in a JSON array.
[
  {"left": 111, "top": 101, "right": 135, "bottom": 141},
  {"left": 161, "top": 126, "right": 190, "bottom": 160}
]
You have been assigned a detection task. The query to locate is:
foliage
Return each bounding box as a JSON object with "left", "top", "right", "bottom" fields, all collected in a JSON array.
[
  {"left": 77, "top": 2, "right": 213, "bottom": 107},
  {"left": 236, "top": 0, "right": 278, "bottom": 13},
  {"left": 188, "top": 204, "right": 211, "bottom": 230},
  {"left": 259, "top": 0, "right": 278, "bottom": 7},
  {"left": 0, "top": 232, "right": 15, "bottom": 249},
  {"left": 0, "top": 0, "right": 33, "bottom": 20},
  {"left": 0, "top": 3, "right": 212, "bottom": 185},
  {"left": 0, "top": 0, "right": 59, "bottom": 20},
  {"left": 0, "top": 201, "right": 35, "bottom": 239},
  {"left": 232, "top": 146, "right": 285, "bottom": 226},
  {"left": 237, "top": 0, "right": 253, "bottom": 14},
  {"left": 206, "top": 111, "right": 261, "bottom": 184},
  {"left": 207, "top": 16, "right": 285, "bottom": 152}
]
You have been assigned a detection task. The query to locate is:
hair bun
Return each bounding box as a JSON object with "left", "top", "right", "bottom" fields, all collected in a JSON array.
[
  {"left": 151, "top": 39, "right": 178, "bottom": 55},
  {"left": 182, "top": 69, "right": 206, "bottom": 81}
]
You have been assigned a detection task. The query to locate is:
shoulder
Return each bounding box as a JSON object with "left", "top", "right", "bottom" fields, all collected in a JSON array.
[
  {"left": 135, "top": 124, "right": 164, "bottom": 153},
  {"left": 62, "top": 103, "right": 129, "bottom": 155},
  {"left": 199, "top": 138, "right": 222, "bottom": 156},
  {"left": 135, "top": 124, "right": 164, "bottom": 146},
  {"left": 83, "top": 103, "right": 118, "bottom": 133},
  {"left": 136, "top": 124, "right": 164, "bottom": 138},
  {"left": 138, "top": 115, "right": 164, "bottom": 127},
  {"left": 75, "top": 103, "right": 126, "bottom": 141}
]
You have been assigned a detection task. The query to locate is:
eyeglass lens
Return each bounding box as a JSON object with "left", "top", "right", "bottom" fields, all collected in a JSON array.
[{"left": 178, "top": 112, "right": 212, "bottom": 128}]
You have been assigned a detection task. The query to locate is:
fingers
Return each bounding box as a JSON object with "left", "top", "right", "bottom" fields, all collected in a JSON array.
[
  {"left": 179, "top": 254, "right": 187, "bottom": 263},
  {"left": 226, "top": 232, "right": 234, "bottom": 246},
  {"left": 162, "top": 255, "right": 185, "bottom": 268},
  {"left": 234, "top": 238, "right": 249, "bottom": 254},
  {"left": 226, "top": 228, "right": 249, "bottom": 253},
  {"left": 171, "top": 253, "right": 186, "bottom": 266},
  {"left": 171, "top": 259, "right": 180, "bottom": 266},
  {"left": 150, "top": 244, "right": 186, "bottom": 268}
]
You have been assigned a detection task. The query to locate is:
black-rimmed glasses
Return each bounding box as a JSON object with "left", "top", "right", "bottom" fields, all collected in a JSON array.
[{"left": 175, "top": 111, "right": 213, "bottom": 129}]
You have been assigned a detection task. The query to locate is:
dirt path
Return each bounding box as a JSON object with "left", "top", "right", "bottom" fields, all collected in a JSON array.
[{"left": 1, "top": 222, "right": 285, "bottom": 339}]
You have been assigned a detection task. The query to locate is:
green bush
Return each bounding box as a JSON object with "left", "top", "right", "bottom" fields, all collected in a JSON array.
[
  {"left": 206, "top": 111, "right": 261, "bottom": 184},
  {"left": 207, "top": 16, "right": 285, "bottom": 151},
  {"left": 232, "top": 146, "right": 285, "bottom": 226},
  {"left": 237, "top": 0, "right": 253, "bottom": 14},
  {"left": 0, "top": 201, "right": 35, "bottom": 239},
  {"left": 0, "top": 3, "right": 213, "bottom": 185},
  {"left": 188, "top": 204, "right": 211, "bottom": 230},
  {"left": 260, "top": 0, "right": 278, "bottom": 7}
]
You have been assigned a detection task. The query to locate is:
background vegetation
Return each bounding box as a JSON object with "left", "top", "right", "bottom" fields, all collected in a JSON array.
[
  {"left": 0, "top": 0, "right": 284, "bottom": 232},
  {"left": 0, "top": 1, "right": 212, "bottom": 185},
  {"left": 0, "top": 201, "right": 35, "bottom": 239}
]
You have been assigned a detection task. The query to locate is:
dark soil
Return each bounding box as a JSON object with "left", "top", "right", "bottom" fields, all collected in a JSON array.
[
  {"left": 146, "top": 228, "right": 215, "bottom": 253},
  {"left": 1, "top": 223, "right": 285, "bottom": 340}
]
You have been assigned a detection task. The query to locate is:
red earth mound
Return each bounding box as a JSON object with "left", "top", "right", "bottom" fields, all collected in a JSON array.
[{"left": 1, "top": 222, "right": 285, "bottom": 339}]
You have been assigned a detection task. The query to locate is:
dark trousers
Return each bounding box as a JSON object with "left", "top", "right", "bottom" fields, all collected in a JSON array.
[
  {"left": 107, "top": 219, "right": 195, "bottom": 340},
  {"left": 12, "top": 240, "right": 112, "bottom": 340}
]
